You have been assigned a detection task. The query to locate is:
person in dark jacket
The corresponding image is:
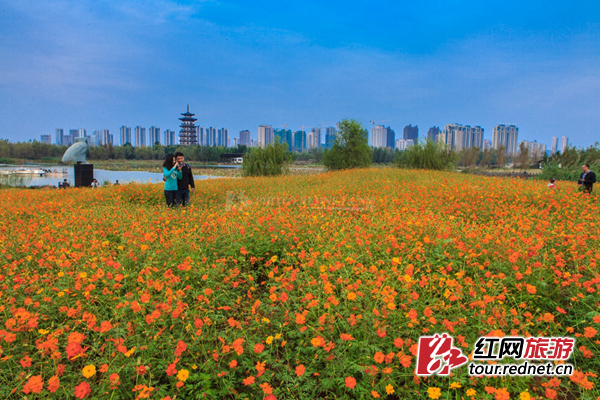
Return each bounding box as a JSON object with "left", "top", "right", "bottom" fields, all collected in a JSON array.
[
  {"left": 174, "top": 152, "right": 195, "bottom": 206},
  {"left": 578, "top": 164, "right": 596, "bottom": 194}
]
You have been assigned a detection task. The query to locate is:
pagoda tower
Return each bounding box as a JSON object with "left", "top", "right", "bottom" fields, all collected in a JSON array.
[{"left": 179, "top": 105, "right": 198, "bottom": 145}]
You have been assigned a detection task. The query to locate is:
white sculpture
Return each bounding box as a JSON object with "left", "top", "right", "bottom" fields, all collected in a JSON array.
[{"left": 62, "top": 138, "right": 89, "bottom": 163}]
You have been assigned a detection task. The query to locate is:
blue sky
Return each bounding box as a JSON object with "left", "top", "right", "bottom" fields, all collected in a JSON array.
[{"left": 1, "top": 0, "right": 599, "bottom": 148}]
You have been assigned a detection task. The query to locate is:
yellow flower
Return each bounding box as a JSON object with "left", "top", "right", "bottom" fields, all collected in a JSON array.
[
  {"left": 274, "top": 333, "right": 282, "bottom": 340},
  {"left": 82, "top": 364, "right": 96, "bottom": 378},
  {"left": 266, "top": 336, "right": 273, "bottom": 344},
  {"left": 385, "top": 384, "right": 394, "bottom": 395},
  {"left": 466, "top": 388, "right": 477, "bottom": 397},
  {"left": 124, "top": 347, "right": 135, "bottom": 358},
  {"left": 177, "top": 369, "right": 189, "bottom": 381},
  {"left": 427, "top": 387, "right": 441, "bottom": 399},
  {"left": 520, "top": 392, "right": 531, "bottom": 400},
  {"left": 450, "top": 382, "right": 461, "bottom": 389},
  {"left": 38, "top": 329, "right": 49, "bottom": 335},
  {"left": 79, "top": 272, "right": 87, "bottom": 278}
]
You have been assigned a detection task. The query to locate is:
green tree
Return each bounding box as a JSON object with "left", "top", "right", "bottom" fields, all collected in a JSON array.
[
  {"left": 322, "top": 119, "right": 372, "bottom": 170},
  {"left": 515, "top": 142, "right": 530, "bottom": 170},
  {"left": 242, "top": 138, "right": 291, "bottom": 177}
]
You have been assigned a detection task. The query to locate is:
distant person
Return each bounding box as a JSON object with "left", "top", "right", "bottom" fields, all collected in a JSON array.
[
  {"left": 90, "top": 179, "right": 100, "bottom": 189},
  {"left": 548, "top": 178, "right": 556, "bottom": 189},
  {"left": 163, "top": 154, "right": 182, "bottom": 207},
  {"left": 114, "top": 180, "right": 119, "bottom": 185},
  {"left": 578, "top": 164, "right": 596, "bottom": 194},
  {"left": 174, "top": 152, "right": 195, "bottom": 206},
  {"left": 60, "top": 179, "right": 70, "bottom": 189}
]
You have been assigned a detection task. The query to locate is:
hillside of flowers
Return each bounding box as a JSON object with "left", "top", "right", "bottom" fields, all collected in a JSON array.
[{"left": 0, "top": 168, "right": 599, "bottom": 399}]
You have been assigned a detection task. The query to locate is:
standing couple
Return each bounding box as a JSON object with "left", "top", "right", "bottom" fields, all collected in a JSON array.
[{"left": 163, "top": 152, "right": 195, "bottom": 207}]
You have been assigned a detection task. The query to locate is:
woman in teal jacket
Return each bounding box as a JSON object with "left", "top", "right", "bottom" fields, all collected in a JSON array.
[{"left": 163, "top": 154, "right": 182, "bottom": 207}]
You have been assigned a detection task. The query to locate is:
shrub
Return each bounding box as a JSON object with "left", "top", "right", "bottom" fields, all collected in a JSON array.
[{"left": 395, "top": 139, "right": 457, "bottom": 170}]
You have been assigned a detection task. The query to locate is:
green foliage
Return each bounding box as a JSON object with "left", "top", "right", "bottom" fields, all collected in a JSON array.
[
  {"left": 372, "top": 146, "right": 398, "bottom": 164},
  {"left": 242, "top": 138, "right": 291, "bottom": 177},
  {"left": 538, "top": 144, "right": 600, "bottom": 181},
  {"left": 395, "top": 139, "right": 457, "bottom": 170},
  {"left": 322, "top": 119, "right": 372, "bottom": 170},
  {"left": 0, "top": 157, "right": 13, "bottom": 164}
]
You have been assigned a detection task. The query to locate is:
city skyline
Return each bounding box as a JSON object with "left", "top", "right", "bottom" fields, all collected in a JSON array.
[{"left": 1, "top": 1, "right": 599, "bottom": 149}]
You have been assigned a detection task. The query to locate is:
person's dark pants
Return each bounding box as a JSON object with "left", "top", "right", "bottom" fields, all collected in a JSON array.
[
  {"left": 164, "top": 190, "right": 177, "bottom": 207},
  {"left": 176, "top": 189, "right": 190, "bottom": 206},
  {"left": 585, "top": 185, "right": 593, "bottom": 194}
]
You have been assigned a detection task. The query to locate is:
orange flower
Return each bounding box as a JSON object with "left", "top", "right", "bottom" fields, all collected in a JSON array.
[
  {"left": 374, "top": 351, "right": 385, "bottom": 363},
  {"left": 47, "top": 375, "right": 60, "bottom": 393},
  {"left": 345, "top": 376, "right": 357, "bottom": 389},
  {"left": 22, "top": 375, "right": 43, "bottom": 394},
  {"left": 584, "top": 327, "right": 597, "bottom": 338},
  {"left": 295, "top": 364, "right": 305, "bottom": 376},
  {"left": 347, "top": 292, "right": 357, "bottom": 300},
  {"left": 82, "top": 364, "right": 96, "bottom": 378},
  {"left": 243, "top": 376, "right": 255, "bottom": 385},
  {"left": 340, "top": 333, "right": 354, "bottom": 341},
  {"left": 526, "top": 284, "right": 537, "bottom": 294},
  {"left": 254, "top": 343, "right": 265, "bottom": 353}
]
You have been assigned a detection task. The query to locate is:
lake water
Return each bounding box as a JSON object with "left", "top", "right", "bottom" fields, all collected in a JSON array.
[{"left": 0, "top": 166, "right": 223, "bottom": 187}]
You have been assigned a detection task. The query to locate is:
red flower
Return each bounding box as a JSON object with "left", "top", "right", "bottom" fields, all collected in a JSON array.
[{"left": 74, "top": 382, "right": 91, "bottom": 399}]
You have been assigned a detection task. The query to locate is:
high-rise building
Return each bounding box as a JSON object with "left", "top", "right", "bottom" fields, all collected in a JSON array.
[
  {"left": 217, "top": 128, "right": 229, "bottom": 147},
  {"left": 88, "top": 132, "right": 101, "bottom": 147},
  {"left": 135, "top": 126, "right": 146, "bottom": 147},
  {"left": 427, "top": 126, "right": 440, "bottom": 142},
  {"left": 69, "top": 129, "right": 78, "bottom": 139},
  {"left": 197, "top": 126, "right": 205, "bottom": 146},
  {"left": 99, "top": 129, "right": 112, "bottom": 146},
  {"left": 250, "top": 139, "right": 258, "bottom": 148},
  {"left": 228, "top": 137, "right": 232, "bottom": 148},
  {"left": 440, "top": 124, "right": 484, "bottom": 151},
  {"left": 274, "top": 129, "right": 292, "bottom": 151},
  {"left": 179, "top": 105, "right": 198, "bottom": 145},
  {"left": 551, "top": 137, "right": 558, "bottom": 154},
  {"left": 40, "top": 134, "right": 52, "bottom": 144},
  {"left": 560, "top": 136, "right": 569, "bottom": 153},
  {"left": 55, "top": 129, "right": 64, "bottom": 145},
  {"left": 149, "top": 126, "right": 160, "bottom": 146},
  {"left": 164, "top": 130, "right": 176, "bottom": 146},
  {"left": 258, "top": 125, "right": 274, "bottom": 147},
  {"left": 492, "top": 124, "right": 518, "bottom": 155},
  {"left": 403, "top": 124, "right": 418, "bottom": 140},
  {"left": 239, "top": 130, "right": 251, "bottom": 146},
  {"left": 78, "top": 129, "right": 87, "bottom": 138},
  {"left": 120, "top": 126, "right": 132, "bottom": 145},
  {"left": 293, "top": 130, "right": 306, "bottom": 152},
  {"left": 483, "top": 139, "right": 492, "bottom": 151},
  {"left": 206, "top": 127, "right": 217, "bottom": 147},
  {"left": 396, "top": 139, "right": 414, "bottom": 150},
  {"left": 521, "top": 140, "right": 547, "bottom": 160},
  {"left": 325, "top": 126, "right": 336, "bottom": 149},
  {"left": 63, "top": 135, "right": 73, "bottom": 146},
  {"left": 370, "top": 125, "right": 395, "bottom": 148},
  {"left": 307, "top": 127, "right": 321, "bottom": 150}
]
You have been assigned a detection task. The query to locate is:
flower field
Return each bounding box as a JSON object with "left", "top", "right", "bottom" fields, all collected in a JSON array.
[{"left": 0, "top": 168, "right": 599, "bottom": 399}]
